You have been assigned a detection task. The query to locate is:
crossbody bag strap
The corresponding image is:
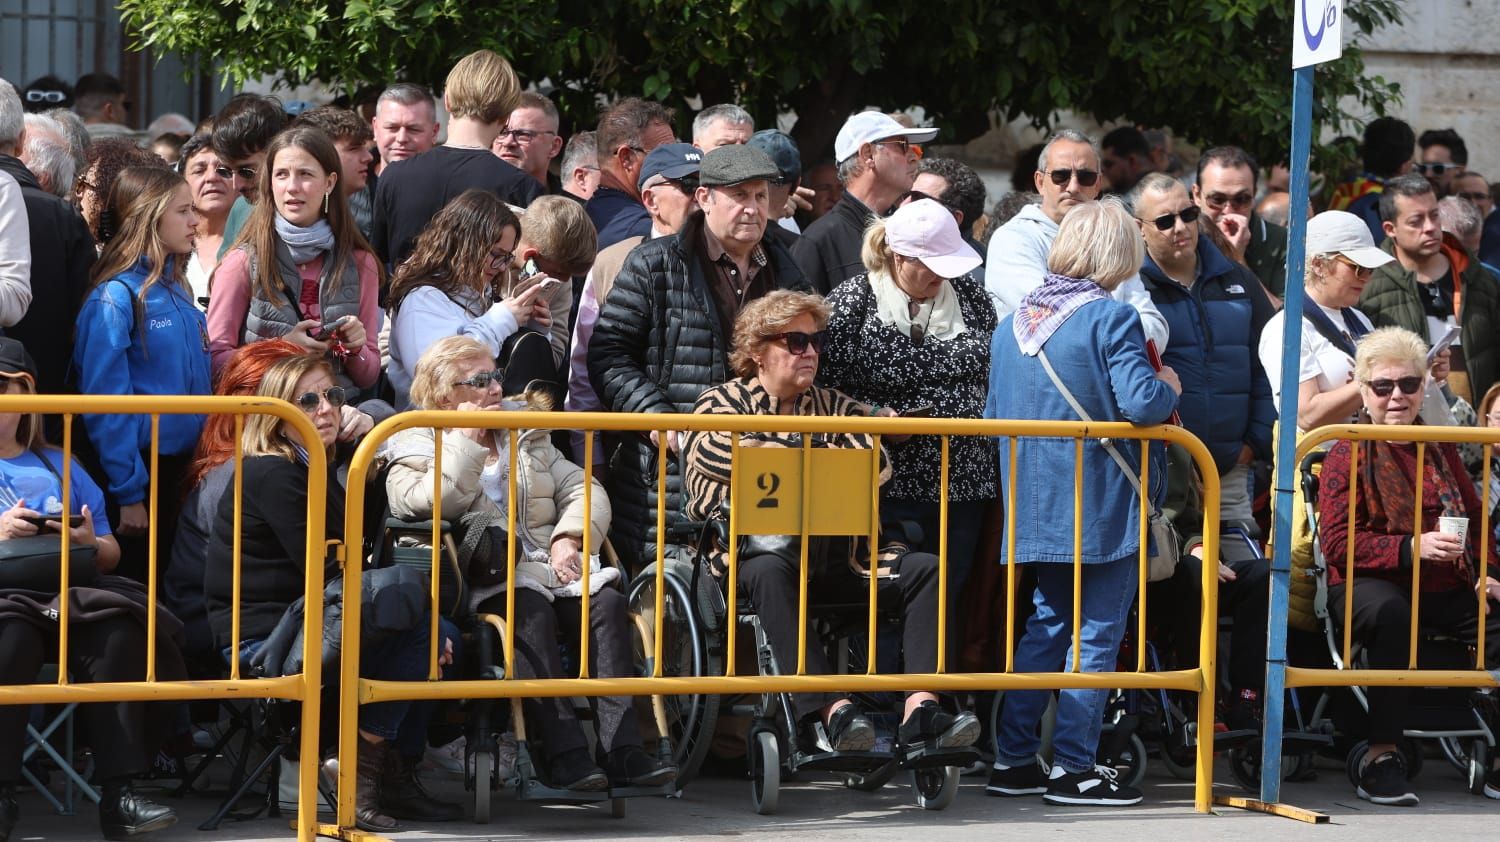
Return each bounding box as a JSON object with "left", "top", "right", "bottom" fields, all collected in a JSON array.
[{"left": 1036, "top": 347, "right": 1153, "bottom": 508}]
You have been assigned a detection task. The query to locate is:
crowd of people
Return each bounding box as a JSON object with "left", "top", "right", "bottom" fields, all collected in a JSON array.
[{"left": 1, "top": 48, "right": 1499, "bottom": 838}]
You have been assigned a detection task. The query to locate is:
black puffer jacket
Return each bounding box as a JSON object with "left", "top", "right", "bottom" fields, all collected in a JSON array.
[{"left": 588, "top": 211, "right": 808, "bottom": 569}]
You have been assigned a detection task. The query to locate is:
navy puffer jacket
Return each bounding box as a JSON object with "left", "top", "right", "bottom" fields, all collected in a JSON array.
[{"left": 1139, "top": 235, "right": 1276, "bottom": 475}]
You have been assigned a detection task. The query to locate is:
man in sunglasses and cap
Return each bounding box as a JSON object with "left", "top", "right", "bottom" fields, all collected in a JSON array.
[
  {"left": 792, "top": 111, "right": 935, "bottom": 294},
  {"left": 589, "top": 144, "right": 808, "bottom": 570},
  {"left": 986, "top": 129, "right": 1169, "bottom": 350}
]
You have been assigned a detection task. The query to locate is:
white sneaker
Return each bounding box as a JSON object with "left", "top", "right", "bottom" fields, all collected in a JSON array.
[{"left": 420, "top": 736, "right": 466, "bottom": 778}]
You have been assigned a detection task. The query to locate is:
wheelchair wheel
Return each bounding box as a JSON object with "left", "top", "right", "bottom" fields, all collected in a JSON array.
[
  {"left": 1157, "top": 734, "right": 1197, "bottom": 781},
  {"left": 472, "top": 751, "right": 492, "bottom": 824},
  {"left": 749, "top": 730, "right": 781, "bottom": 815},
  {"left": 1467, "top": 738, "right": 1489, "bottom": 795},
  {"left": 1098, "top": 732, "right": 1148, "bottom": 790},
  {"left": 911, "top": 765, "right": 960, "bottom": 811},
  {"left": 628, "top": 564, "right": 720, "bottom": 792}
]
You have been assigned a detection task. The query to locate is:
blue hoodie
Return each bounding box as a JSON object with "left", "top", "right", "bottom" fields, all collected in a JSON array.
[{"left": 74, "top": 257, "right": 211, "bottom": 505}]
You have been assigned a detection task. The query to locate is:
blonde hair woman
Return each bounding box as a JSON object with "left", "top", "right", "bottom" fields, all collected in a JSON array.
[
  {"left": 383, "top": 335, "right": 675, "bottom": 792},
  {"left": 73, "top": 165, "right": 210, "bottom": 582}
]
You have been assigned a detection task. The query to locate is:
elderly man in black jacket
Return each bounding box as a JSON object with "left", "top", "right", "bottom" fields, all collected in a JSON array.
[{"left": 589, "top": 144, "right": 809, "bottom": 570}]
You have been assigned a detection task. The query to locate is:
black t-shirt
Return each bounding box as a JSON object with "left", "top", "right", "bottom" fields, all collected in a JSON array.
[
  {"left": 1419, "top": 265, "right": 1456, "bottom": 319},
  {"left": 371, "top": 146, "right": 543, "bottom": 268}
]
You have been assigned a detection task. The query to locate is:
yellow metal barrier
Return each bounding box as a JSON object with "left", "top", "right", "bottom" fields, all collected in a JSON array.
[
  {"left": 1286, "top": 423, "right": 1500, "bottom": 692},
  {"left": 336, "top": 411, "right": 1223, "bottom": 834},
  {"left": 0, "top": 395, "right": 329, "bottom": 842}
]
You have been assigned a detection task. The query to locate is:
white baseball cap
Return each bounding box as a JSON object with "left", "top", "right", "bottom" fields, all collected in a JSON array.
[
  {"left": 834, "top": 111, "right": 939, "bottom": 164},
  {"left": 886, "top": 199, "right": 982, "bottom": 278},
  {"left": 1306, "top": 210, "right": 1396, "bottom": 269}
]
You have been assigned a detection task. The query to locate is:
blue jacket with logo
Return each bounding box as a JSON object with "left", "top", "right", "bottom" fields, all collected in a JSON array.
[
  {"left": 1139, "top": 235, "right": 1275, "bottom": 475},
  {"left": 74, "top": 257, "right": 211, "bottom": 505}
]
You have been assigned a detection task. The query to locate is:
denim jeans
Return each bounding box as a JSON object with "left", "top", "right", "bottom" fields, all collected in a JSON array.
[
  {"left": 394, "top": 616, "right": 462, "bottom": 759},
  {"left": 995, "top": 555, "right": 1138, "bottom": 773}
]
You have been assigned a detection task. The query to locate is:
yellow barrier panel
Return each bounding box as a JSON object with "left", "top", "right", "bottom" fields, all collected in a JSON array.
[
  {"left": 1286, "top": 423, "right": 1500, "bottom": 692},
  {"left": 0, "top": 395, "right": 328, "bottom": 842},
  {"left": 336, "top": 410, "right": 1223, "bottom": 831}
]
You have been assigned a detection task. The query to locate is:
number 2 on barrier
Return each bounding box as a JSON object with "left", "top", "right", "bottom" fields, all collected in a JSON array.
[
  {"left": 756, "top": 472, "right": 781, "bottom": 508},
  {"left": 733, "top": 448, "right": 874, "bottom": 537}
]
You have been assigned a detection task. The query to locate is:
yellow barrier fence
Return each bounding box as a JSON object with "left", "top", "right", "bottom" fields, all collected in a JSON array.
[
  {"left": 1287, "top": 424, "right": 1500, "bottom": 692},
  {"left": 0, "top": 395, "right": 329, "bottom": 842},
  {"left": 334, "top": 411, "right": 1223, "bottom": 836}
]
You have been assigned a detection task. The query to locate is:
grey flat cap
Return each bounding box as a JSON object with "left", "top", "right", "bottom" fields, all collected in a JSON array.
[{"left": 697, "top": 144, "right": 781, "bottom": 187}]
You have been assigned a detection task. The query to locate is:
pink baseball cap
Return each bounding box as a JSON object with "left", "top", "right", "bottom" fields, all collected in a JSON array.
[{"left": 886, "top": 199, "right": 983, "bottom": 278}]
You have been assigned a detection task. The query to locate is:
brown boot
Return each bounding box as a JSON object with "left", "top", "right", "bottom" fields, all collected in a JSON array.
[{"left": 354, "top": 735, "right": 399, "bottom": 832}]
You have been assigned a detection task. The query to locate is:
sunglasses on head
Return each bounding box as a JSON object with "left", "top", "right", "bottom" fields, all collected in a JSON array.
[
  {"left": 1041, "top": 168, "right": 1100, "bottom": 187},
  {"left": 294, "top": 386, "right": 348, "bottom": 411},
  {"left": 769, "top": 330, "right": 827, "bottom": 355},
  {"left": 1364, "top": 376, "right": 1422, "bottom": 397},
  {"left": 1142, "top": 205, "right": 1202, "bottom": 231},
  {"left": 453, "top": 369, "right": 505, "bottom": 389},
  {"left": 214, "top": 164, "right": 258, "bottom": 181},
  {"left": 1415, "top": 162, "right": 1460, "bottom": 176}
]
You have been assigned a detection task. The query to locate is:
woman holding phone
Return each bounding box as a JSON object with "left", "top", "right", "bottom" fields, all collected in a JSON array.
[
  {"left": 206, "top": 126, "right": 384, "bottom": 390},
  {"left": 386, "top": 189, "right": 552, "bottom": 409}
]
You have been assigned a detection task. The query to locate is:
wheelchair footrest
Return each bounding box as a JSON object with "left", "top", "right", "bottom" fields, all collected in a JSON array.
[
  {"left": 608, "top": 780, "right": 676, "bottom": 799},
  {"left": 1213, "top": 728, "right": 1260, "bottom": 750},
  {"left": 1282, "top": 731, "right": 1334, "bottom": 751},
  {"left": 792, "top": 749, "right": 892, "bottom": 774},
  {"left": 898, "top": 745, "right": 980, "bottom": 770},
  {"left": 516, "top": 777, "right": 610, "bottom": 803}
]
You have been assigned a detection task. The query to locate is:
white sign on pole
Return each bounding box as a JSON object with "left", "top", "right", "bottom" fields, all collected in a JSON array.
[{"left": 1293, "top": 0, "right": 1345, "bottom": 68}]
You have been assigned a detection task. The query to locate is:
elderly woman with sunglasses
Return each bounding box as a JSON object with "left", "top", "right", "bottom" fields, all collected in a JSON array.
[
  {"left": 819, "top": 199, "right": 997, "bottom": 651},
  {"left": 684, "top": 290, "right": 980, "bottom": 761},
  {"left": 1317, "top": 326, "right": 1500, "bottom": 808}
]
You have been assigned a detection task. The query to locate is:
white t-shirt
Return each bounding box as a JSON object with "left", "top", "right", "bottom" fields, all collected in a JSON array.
[{"left": 1258, "top": 303, "right": 1372, "bottom": 425}]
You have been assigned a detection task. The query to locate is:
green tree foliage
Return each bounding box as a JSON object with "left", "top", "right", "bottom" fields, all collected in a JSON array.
[{"left": 120, "top": 0, "right": 1401, "bottom": 166}]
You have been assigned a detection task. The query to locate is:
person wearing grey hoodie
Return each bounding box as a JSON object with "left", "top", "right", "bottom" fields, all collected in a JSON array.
[{"left": 985, "top": 130, "right": 1168, "bottom": 350}]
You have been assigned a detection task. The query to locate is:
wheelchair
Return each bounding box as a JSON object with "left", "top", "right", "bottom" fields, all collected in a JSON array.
[
  {"left": 1295, "top": 449, "right": 1498, "bottom": 795},
  {"left": 627, "top": 519, "right": 977, "bottom": 815},
  {"left": 375, "top": 515, "right": 677, "bottom": 822}
]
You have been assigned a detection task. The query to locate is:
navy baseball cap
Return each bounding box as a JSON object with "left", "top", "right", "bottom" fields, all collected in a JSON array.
[
  {"left": 748, "top": 129, "right": 802, "bottom": 184},
  {"left": 638, "top": 143, "right": 703, "bottom": 191}
]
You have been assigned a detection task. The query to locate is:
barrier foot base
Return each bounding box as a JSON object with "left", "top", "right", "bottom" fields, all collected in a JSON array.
[
  {"left": 313, "top": 821, "right": 394, "bottom": 841},
  {"left": 1212, "top": 795, "right": 1329, "bottom": 823}
]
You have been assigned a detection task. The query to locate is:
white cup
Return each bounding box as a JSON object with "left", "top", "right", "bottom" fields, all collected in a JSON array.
[{"left": 1439, "top": 516, "right": 1469, "bottom": 541}]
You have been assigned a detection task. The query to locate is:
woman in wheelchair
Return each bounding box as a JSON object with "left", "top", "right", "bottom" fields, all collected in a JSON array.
[
  {"left": 0, "top": 337, "right": 184, "bottom": 841},
  {"left": 683, "top": 291, "right": 980, "bottom": 760},
  {"left": 383, "top": 335, "right": 675, "bottom": 792},
  {"left": 204, "top": 353, "right": 459, "bottom": 832},
  {"left": 1317, "top": 327, "right": 1500, "bottom": 806}
]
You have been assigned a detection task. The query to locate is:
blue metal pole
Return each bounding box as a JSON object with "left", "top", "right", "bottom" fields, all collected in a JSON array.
[{"left": 1260, "top": 63, "right": 1316, "bottom": 805}]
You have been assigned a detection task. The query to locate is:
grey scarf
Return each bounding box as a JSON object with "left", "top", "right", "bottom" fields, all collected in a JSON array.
[{"left": 274, "top": 213, "right": 335, "bottom": 264}]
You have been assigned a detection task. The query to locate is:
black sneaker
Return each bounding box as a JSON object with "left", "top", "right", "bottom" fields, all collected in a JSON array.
[
  {"left": 1484, "top": 766, "right": 1500, "bottom": 800},
  {"left": 1223, "top": 696, "right": 1262, "bottom": 734},
  {"left": 1356, "top": 751, "right": 1418, "bottom": 806},
  {"left": 898, "top": 702, "right": 981, "bottom": 751},
  {"left": 986, "top": 759, "right": 1048, "bottom": 796},
  {"left": 1042, "top": 765, "right": 1143, "bottom": 806},
  {"left": 824, "top": 705, "right": 876, "bottom": 752},
  {"left": 603, "top": 745, "right": 677, "bottom": 788},
  {"left": 546, "top": 747, "right": 609, "bottom": 792}
]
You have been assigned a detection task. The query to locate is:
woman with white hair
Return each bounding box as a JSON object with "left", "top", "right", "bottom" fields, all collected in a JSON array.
[{"left": 984, "top": 199, "right": 1180, "bottom": 807}]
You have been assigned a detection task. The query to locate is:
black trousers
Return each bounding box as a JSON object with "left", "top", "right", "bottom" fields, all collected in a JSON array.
[
  {"left": 478, "top": 586, "right": 641, "bottom": 757},
  {"left": 1329, "top": 579, "right": 1500, "bottom": 744},
  {"left": 105, "top": 450, "right": 192, "bottom": 586},
  {"left": 1165, "top": 552, "right": 1271, "bottom": 695},
  {"left": 0, "top": 615, "right": 185, "bottom": 783},
  {"left": 737, "top": 551, "right": 941, "bottom": 720}
]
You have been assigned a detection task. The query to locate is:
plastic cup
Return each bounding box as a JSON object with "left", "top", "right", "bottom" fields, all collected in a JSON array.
[{"left": 1439, "top": 516, "right": 1469, "bottom": 541}]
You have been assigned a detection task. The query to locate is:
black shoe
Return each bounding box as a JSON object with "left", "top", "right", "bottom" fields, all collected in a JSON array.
[
  {"left": 1356, "top": 751, "right": 1418, "bottom": 806},
  {"left": 1223, "top": 694, "right": 1262, "bottom": 734},
  {"left": 986, "top": 760, "right": 1048, "bottom": 796},
  {"left": 547, "top": 747, "right": 609, "bottom": 792},
  {"left": 98, "top": 783, "right": 178, "bottom": 840},
  {"left": 824, "top": 705, "right": 876, "bottom": 752},
  {"left": 898, "top": 702, "right": 981, "bottom": 752},
  {"left": 1042, "top": 766, "right": 1143, "bottom": 806},
  {"left": 603, "top": 745, "right": 677, "bottom": 788},
  {"left": 380, "top": 753, "right": 463, "bottom": 822},
  {"left": 0, "top": 783, "right": 17, "bottom": 842}
]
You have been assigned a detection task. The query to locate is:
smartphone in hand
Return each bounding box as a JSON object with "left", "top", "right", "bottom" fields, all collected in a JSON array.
[{"left": 21, "top": 514, "right": 84, "bottom": 529}]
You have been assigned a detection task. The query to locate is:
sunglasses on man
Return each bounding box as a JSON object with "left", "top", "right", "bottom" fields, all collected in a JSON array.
[
  {"left": 1140, "top": 205, "right": 1201, "bottom": 231},
  {"left": 1415, "top": 162, "right": 1462, "bottom": 177},
  {"left": 1040, "top": 168, "right": 1100, "bottom": 188}
]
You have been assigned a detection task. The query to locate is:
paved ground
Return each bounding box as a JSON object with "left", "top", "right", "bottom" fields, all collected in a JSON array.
[{"left": 10, "top": 751, "right": 1498, "bottom": 840}]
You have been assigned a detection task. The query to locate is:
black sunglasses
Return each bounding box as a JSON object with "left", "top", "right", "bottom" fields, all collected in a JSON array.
[
  {"left": 769, "top": 330, "right": 827, "bottom": 355},
  {"left": 294, "top": 386, "right": 348, "bottom": 411},
  {"left": 1365, "top": 376, "right": 1423, "bottom": 397},
  {"left": 1041, "top": 168, "right": 1100, "bottom": 187},
  {"left": 214, "top": 164, "right": 258, "bottom": 181},
  {"left": 453, "top": 369, "right": 505, "bottom": 389},
  {"left": 1142, "top": 205, "right": 1202, "bottom": 231}
]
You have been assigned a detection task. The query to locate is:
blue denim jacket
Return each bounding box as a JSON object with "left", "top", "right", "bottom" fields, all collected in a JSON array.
[{"left": 986, "top": 298, "right": 1178, "bottom": 564}]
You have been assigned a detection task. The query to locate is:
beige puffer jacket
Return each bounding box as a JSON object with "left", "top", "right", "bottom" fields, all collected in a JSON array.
[{"left": 383, "top": 425, "right": 610, "bottom": 558}]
